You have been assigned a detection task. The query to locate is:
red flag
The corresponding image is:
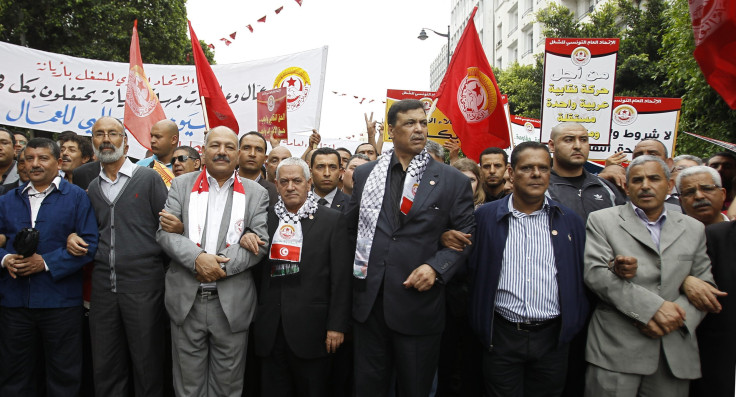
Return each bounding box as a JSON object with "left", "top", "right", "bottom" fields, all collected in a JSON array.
[
  {"left": 432, "top": 7, "right": 510, "bottom": 162},
  {"left": 247, "top": 24, "right": 254, "bottom": 33},
  {"left": 689, "top": 0, "right": 736, "bottom": 109},
  {"left": 123, "top": 20, "right": 167, "bottom": 150},
  {"left": 257, "top": 16, "right": 267, "bottom": 23},
  {"left": 229, "top": 32, "right": 237, "bottom": 40},
  {"left": 219, "top": 38, "right": 232, "bottom": 46},
  {"left": 207, "top": 43, "right": 215, "bottom": 49},
  {"left": 294, "top": 0, "right": 303, "bottom": 5},
  {"left": 275, "top": 6, "right": 284, "bottom": 14},
  {"left": 188, "top": 21, "right": 239, "bottom": 133}
]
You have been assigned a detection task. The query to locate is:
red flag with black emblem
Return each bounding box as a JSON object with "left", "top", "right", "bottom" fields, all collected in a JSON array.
[
  {"left": 123, "top": 20, "right": 167, "bottom": 149},
  {"left": 689, "top": 0, "right": 736, "bottom": 109},
  {"left": 188, "top": 21, "right": 239, "bottom": 133},
  {"left": 431, "top": 6, "right": 510, "bottom": 162}
]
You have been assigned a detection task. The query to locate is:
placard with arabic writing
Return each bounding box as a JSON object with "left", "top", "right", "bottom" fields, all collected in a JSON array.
[
  {"left": 587, "top": 97, "right": 682, "bottom": 164},
  {"left": 540, "top": 38, "right": 619, "bottom": 146},
  {"left": 257, "top": 87, "right": 288, "bottom": 140}
]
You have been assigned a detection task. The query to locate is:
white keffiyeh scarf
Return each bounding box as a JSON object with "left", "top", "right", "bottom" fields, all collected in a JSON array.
[
  {"left": 270, "top": 191, "right": 319, "bottom": 276},
  {"left": 353, "top": 149, "right": 430, "bottom": 279}
]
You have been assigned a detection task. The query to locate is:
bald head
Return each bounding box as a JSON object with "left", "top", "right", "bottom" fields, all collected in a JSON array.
[
  {"left": 150, "top": 119, "right": 180, "bottom": 163},
  {"left": 266, "top": 146, "right": 293, "bottom": 183},
  {"left": 550, "top": 122, "right": 587, "bottom": 141}
]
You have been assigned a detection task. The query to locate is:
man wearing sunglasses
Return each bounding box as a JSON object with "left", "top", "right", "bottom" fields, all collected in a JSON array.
[{"left": 171, "top": 146, "right": 201, "bottom": 177}]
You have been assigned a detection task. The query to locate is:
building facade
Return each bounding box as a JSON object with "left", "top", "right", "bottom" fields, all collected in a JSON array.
[{"left": 430, "top": 0, "right": 608, "bottom": 90}]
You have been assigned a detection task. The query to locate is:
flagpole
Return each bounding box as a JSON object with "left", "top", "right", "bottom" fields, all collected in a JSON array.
[{"left": 200, "top": 95, "right": 210, "bottom": 131}]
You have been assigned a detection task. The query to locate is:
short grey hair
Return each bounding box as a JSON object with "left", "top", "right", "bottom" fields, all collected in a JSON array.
[
  {"left": 425, "top": 140, "right": 444, "bottom": 159},
  {"left": 627, "top": 155, "right": 670, "bottom": 182},
  {"left": 672, "top": 154, "right": 703, "bottom": 166},
  {"left": 276, "top": 157, "right": 310, "bottom": 180},
  {"left": 676, "top": 165, "right": 722, "bottom": 192}
]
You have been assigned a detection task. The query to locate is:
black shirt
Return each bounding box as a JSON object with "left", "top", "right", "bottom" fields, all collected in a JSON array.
[{"left": 389, "top": 154, "right": 408, "bottom": 227}]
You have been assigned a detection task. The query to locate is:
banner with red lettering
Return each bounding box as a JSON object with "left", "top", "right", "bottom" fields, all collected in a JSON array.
[
  {"left": 383, "top": 89, "right": 456, "bottom": 144},
  {"left": 257, "top": 87, "right": 288, "bottom": 140}
]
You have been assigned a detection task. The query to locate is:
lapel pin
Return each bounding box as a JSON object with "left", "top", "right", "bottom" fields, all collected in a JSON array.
[
  {"left": 430, "top": 180, "right": 436, "bottom": 185},
  {"left": 309, "top": 215, "right": 314, "bottom": 219},
  {"left": 551, "top": 230, "right": 558, "bottom": 236},
  {"left": 568, "top": 234, "right": 572, "bottom": 241}
]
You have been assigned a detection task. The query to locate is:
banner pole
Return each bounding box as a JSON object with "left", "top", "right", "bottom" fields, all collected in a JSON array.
[{"left": 200, "top": 96, "right": 210, "bottom": 131}]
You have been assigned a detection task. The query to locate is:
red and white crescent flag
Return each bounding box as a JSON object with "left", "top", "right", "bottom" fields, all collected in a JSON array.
[
  {"left": 689, "top": 0, "right": 736, "bottom": 109},
  {"left": 431, "top": 6, "right": 510, "bottom": 161},
  {"left": 123, "top": 20, "right": 167, "bottom": 150},
  {"left": 270, "top": 244, "right": 301, "bottom": 262}
]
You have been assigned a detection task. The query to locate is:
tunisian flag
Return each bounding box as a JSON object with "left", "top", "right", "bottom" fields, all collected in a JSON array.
[
  {"left": 123, "top": 20, "right": 167, "bottom": 149},
  {"left": 689, "top": 0, "right": 736, "bottom": 109},
  {"left": 188, "top": 21, "right": 240, "bottom": 133},
  {"left": 431, "top": 6, "right": 509, "bottom": 162}
]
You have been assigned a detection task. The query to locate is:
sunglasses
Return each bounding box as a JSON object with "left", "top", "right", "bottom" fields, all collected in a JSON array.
[{"left": 172, "top": 155, "right": 197, "bottom": 164}]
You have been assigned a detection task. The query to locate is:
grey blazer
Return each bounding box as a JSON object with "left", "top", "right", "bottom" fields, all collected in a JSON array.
[
  {"left": 584, "top": 203, "right": 714, "bottom": 379},
  {"left": 156, "top": 172, "right": 269, "bottom": 333}
]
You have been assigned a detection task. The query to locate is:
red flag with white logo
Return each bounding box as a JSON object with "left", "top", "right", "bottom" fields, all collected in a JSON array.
[
  {"left": 188, "top": 21, "right": 240, "bottom": 133},
  {"left": 123, "top": 20, "right": 167, "bottom": 149},
  {"left": 689, "top": 0, "right": 736, "bottom": 109},
  {"left": 431, "top": 6, "right": 510, "bottom": 162}
]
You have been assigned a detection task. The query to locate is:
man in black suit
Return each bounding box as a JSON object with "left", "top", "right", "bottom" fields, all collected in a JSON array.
[
  {"left": 238, "top": 131, "right": 279, "bottom": 208},
  {"left": 310, "top": 147, "right": 349, "bottom": 211},
  {"left": 692, "top": 220, "right": 736, "bottom": 396},
  {"left": 345, "top": 99, "right": 475, "bottom": 397},
  {"left": 247, "top": 157, "right": 351, "bottom": 396}
]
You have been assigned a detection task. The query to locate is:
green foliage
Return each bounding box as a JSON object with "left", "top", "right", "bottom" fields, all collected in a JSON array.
[
  {"left": 495, "top": 56, "right": 544, "bottom": 119},
  {"left": 659, "top": 0, "right": 736, "bottom": 157},
  {"left": 0, "top": 0, "right": 216, "bottom": 65},
  {"left": 527, "top": 0, "right": 736, "bottom": 157}
]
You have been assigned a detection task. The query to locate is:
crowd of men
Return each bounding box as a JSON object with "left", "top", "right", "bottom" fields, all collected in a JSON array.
[{"left": 0, "top": 98, "right": 734, "bottom": 397}]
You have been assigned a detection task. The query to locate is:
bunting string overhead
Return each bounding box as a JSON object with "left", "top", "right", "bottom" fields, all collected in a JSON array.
[
  {"left": 330, "top": 91, "right": 386, "bottom": 105},
  {"left": 205, "top": 0, "right": 305, "bottom": 49}
]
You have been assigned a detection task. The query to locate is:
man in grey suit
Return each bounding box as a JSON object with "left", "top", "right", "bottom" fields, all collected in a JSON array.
[
  {"left": 156, "top": 126, "right": 269, "bottom": 397},
  {"left": 583, "top": 155, "right": 715, "bottom": 397}
]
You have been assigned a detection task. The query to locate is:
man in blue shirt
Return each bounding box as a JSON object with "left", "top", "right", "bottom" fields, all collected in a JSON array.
[
  {"left": 0, "top": 138, "right": 98, "bottom": 396},
  {"left": 469, "top": 141, "right": 589, "bottom": 397}
]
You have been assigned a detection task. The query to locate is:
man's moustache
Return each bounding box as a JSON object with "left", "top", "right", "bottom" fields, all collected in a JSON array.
[
  {"left": 692, "top": 199, "right": 712, "bottom": 209},
  {"left": 213, "top": 155, "right": 230, "bottom": 162}
]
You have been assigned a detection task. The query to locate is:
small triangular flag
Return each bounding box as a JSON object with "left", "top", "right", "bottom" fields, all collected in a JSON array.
[
  {"left": 207, "top": 44, "right": 215, "bottom": 49},
  {"left": 229, "top": 32, "right": 237, "bottom": 39},
  {"left": 275, "top": 6, "right": 284, "bottom": 14},
  {"left": 295, "top": 0, "right": 303, "bottom": 5},
  {"left": 257, "top": 16, "right": 267, "bottom": 23},
  {"left": 247, "top": 25, "right": 254, "bottom": 33}
]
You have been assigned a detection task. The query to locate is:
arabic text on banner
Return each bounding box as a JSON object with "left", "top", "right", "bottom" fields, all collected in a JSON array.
[
  {"left": 588, "top": 96, "right": 682, "bottom": 164},
  {"left": 383, "top": 89, "right": 456, "bottom": 144},
  {"left": 540, "top": 38, "right": 619, "bottom": 145},
  {"left": 0, "top": 41, "right": 327, "bottom": 159}
]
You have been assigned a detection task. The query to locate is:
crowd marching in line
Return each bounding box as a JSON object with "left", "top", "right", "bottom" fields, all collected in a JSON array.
[{"left": 0, "top": 99, "right": 734, "bottom": 397}]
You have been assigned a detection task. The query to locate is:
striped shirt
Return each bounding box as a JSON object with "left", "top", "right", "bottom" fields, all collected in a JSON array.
[{"left": 495, "top": 195, "right": 560, "bottom": 322}]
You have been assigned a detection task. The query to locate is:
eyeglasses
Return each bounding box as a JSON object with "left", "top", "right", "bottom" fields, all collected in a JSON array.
[
  {"left": 172, "top": 155, "right": 197, "bottom": 164},
  {"left": 93, "top": 131, "right": 124, "bottom": 139},
  {"left": 679, "top": 184, "right": 720, "bottom": 198}
]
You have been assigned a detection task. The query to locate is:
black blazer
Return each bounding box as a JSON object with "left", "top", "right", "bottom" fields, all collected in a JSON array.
[
  {"left": 331, "top": 189, "right": 349, "bottom": 212},
  {"left": 345, "top": 157, "right": 475, "bottom": 335},
  {"left": 254, "top": 206, "right": 352, "bottom": 359},
  {"left": 694, "top": 220, "right": 736, "bottom": 396},
  {"left": 257, "top": 177, "right": 279, "bottom": 209},
  {"left": 71, "top": 161, "right": 101, "bottom": 190}
]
